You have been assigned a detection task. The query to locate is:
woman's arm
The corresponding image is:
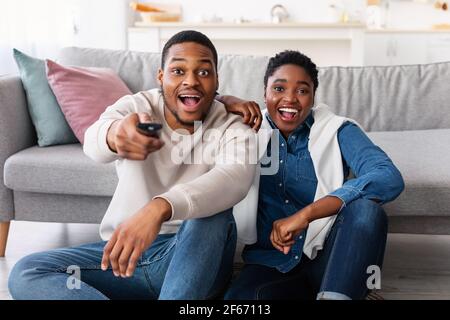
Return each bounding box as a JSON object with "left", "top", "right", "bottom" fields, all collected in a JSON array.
[
  {"left": 271, "top": 196, "right": 343, "bottom": 254},
  {"left": 216, "top": 95, "right": 263, "bottom": 131},
  {"left": 329, "top": 122, "right": 405, "bottom": 205}
]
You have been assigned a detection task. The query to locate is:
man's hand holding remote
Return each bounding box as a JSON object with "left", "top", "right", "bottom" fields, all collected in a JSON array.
[{"left": 106, "top": 113, "right": 164, "bottom": 160}]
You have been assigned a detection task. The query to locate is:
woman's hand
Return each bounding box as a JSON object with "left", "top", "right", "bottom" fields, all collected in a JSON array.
[
  {"left": 216, "top": 95, "right": 262, "bottom": 131},
  {"left": 270, "top": 196, "right": 344, "bottom": 255},
  {"left": 270, "top": 212, "right": 309, "bottom": 255}
]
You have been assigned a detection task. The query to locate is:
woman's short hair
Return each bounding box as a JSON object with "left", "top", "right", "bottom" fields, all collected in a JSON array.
[{"left": 264, "top": 50, "right": 319, "bottom": 93}]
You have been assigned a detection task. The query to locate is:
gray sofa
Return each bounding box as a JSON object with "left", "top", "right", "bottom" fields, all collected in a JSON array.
[{"left": 1, "top": 47, "right": 450, "bottom": 257}]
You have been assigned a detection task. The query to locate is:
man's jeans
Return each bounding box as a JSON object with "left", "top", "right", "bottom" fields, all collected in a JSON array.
[
  {"left": 8, "top": 209, "right": 236, "bottom": 300},
  {"left": 224, "top": 198, "right": 388, "bottom": 300}
]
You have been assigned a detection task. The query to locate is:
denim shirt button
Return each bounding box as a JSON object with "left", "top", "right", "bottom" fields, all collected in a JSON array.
[
  {"left": 285, "top": 199, "right": 289, "bottom": 204},
  {"left": 279, "top": 183, "right": 282, "bottom": 187},
  {"left": 281, "top": 143, "right": 285, "bottom": 147},
  {"left": 280, "top": 160, "right": 283, "bottom": 164},
  {"left": 294, "top": 255, "right": 299, "bottom": 260}
]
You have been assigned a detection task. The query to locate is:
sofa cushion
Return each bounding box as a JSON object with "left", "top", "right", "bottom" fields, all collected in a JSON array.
[
  {"left": 317, "top": 63, "right": 450, "bottom": 132},
  {"left": 367, "top": 129, "right": 450, "bottom": 217},
  {"left": 13, "top": 49, "right": 78, "bottom": 146},
  {"left": 4, "top": 144, "right": 117, "bottom": 196},
  {"left": 46, "top": 59, "right": 132, "bottom": 144}
]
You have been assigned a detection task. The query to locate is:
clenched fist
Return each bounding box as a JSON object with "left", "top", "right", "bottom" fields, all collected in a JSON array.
[{"left": 106, "top": 113, "right": 164, "bottom": 160}]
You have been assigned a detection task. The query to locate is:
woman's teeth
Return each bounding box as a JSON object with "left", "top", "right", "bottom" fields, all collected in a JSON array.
[
  {"left": 279, "top": 107, "right": 298, "bottom": 114},
  {"left": 278, "top": 107, "right": 298, "bottom": 120}
]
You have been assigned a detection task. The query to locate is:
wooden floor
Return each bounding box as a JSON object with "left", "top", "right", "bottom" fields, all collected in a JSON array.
[{"left": 1, "top": 220, "right": 450, "bottom": 300}]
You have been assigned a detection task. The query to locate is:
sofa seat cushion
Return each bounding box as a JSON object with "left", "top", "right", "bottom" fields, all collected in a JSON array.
[
  {"left": 367, "top": 129, "right": 450, "bottom": 217},
  {"left": 4, "top": 144, "right": 117, "bottom": 196},
  {"left": 3, "top": 129, "right": 450, "bottom": 217}
]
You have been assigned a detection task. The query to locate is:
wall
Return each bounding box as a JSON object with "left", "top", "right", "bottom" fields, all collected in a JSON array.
[
  {"left": 70, "top": 0, "right": 129, "bottom": 50},
  {"left": 0, "top": 0, "right": 130, "bottom": 75},
  {"left": 387, "top": 1, "right": 450, "bottom": 29},
  {"left": 0, "top": 0, "right": 74, "bottom": 75}
]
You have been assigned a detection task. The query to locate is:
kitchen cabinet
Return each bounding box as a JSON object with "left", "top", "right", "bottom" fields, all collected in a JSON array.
[
  {"left": 127, "top": 22, "right": 366, "bottom": 67},
  {"left": 428, "top": 34, "right": 450, "bottom": 63},
  {"left": 364, "top": 32, "right": 428, "bottom": 65},
  {"left": 128, "top": 23, "right": 450, "bottom": 67},
  {"left": 128, "top": 27, "right": 159, "bottom": 52},
  {"left": 364, "top": 31, "right": 450, "bottom": 66}
]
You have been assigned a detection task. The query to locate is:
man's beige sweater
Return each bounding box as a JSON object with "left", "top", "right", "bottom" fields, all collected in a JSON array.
[{"left": 83, "top": 89, "right": 256, "bottom": 240}]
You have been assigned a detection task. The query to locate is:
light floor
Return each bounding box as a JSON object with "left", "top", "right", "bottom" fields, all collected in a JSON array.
[{"left": 1, "top": 221, "right": 450, "bottom": 300}]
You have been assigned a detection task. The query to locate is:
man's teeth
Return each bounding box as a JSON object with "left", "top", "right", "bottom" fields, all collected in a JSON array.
[
  {"left": 279, "top": 107, "right": 298, "bottom": 114},
  {"left": 179, "top": 95, "right": 200, "bottom": 98}
]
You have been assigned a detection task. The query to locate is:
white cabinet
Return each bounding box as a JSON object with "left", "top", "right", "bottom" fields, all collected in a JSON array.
[
  {"left": 127, "top": 28, "right": 160, "bottom": 52},
  {"left": 364, "top": 32, "right": 450, "bottom": 66},
  {"left": 364, "top": 33, "right": 428, "bottom": 66},
  {"left": 127, "top": 23, "right": 366, "bottom": 67},
  {"left": 428, "top": 34, "right": 450, "bottom": 63}
]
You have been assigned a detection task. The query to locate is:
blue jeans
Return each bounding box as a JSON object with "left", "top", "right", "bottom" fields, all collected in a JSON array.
[
  {"left": 8, "top": 209, "right": 236, "bottom": 300},
  {"left": 224, "top": 198, "right": 388, "bottom": 300}
]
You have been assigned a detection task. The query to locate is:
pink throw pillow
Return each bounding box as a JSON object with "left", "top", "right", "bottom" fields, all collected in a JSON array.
[{"left": 46, "top": 59, "right": 132, "bottom": 144}]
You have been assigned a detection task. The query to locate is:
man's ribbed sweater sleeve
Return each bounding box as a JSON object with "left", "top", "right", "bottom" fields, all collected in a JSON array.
[{"left": 156, "top": 131, "right": 257, "bottom": 221}]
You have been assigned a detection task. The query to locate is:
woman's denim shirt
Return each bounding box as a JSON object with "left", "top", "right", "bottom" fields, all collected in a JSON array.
[{"left": 243, "top": 112, "right": 405, "bottom": 273}]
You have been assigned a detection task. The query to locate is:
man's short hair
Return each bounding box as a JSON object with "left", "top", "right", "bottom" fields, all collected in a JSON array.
[
  {"left": 161, "top": 30, "right": 218, "bottom": 70},
  {"left": 263, "top": 50, "right": 319, "bottom": 93}
]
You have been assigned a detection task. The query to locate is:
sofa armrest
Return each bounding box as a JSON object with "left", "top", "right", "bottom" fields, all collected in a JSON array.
[{"left": 0, "top": 75, "right": 36, "bottom": 221}]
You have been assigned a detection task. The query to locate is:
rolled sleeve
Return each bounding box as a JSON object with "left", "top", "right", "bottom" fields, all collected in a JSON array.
[{"left": 329, "top": 185, "right": 362, "bottom": 206}]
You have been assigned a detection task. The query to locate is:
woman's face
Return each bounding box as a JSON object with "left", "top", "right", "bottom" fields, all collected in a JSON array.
[{"left": 265, "top": 64, "right": 315, "bottom": 138}]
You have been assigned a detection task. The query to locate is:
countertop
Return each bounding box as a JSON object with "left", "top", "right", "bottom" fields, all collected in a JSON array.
[
  {"left": 131, "top": 22, "right": 450, "bottom": 33},
  {"left": 132, "top": 21, "right": 366, "bottom": 28},
  {"left": 366, "top": 28, "right": 450, "bottom": 33}
]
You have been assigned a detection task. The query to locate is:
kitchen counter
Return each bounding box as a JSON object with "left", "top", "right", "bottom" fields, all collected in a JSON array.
[
  {"left": 366, "top": 28, "right": 450, "bottom": 33},
  {"left": 133, "top": 21, "right": 366, "bottom": 28},
  {"left": 129, "top": 21, "right": 365, "bottom": 41}
]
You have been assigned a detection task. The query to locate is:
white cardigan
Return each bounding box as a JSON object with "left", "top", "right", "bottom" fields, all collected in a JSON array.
[{"left": 233, "top": 103, "right": 357, "bottom": 260}]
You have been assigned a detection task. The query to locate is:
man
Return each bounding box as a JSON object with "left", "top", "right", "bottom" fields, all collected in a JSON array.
[{"left": 8, "top": 30, "right": 256, "bottom": 300}]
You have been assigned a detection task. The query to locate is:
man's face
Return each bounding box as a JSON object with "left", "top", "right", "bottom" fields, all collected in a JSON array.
[{"left": 158, "top": 42, "right": 218, "bottom": 129}]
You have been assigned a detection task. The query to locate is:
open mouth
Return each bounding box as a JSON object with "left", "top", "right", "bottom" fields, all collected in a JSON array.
[
  {"left": 277, "top": 107, "right": 299, "bottom": 121},
  {"left": 178, "top": 94, "right": 202, "bottom": 111}
]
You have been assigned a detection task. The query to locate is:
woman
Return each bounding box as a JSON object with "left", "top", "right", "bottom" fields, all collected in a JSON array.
[{"left": 217, "top": 50, "right": 404, "bottom": 300}]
